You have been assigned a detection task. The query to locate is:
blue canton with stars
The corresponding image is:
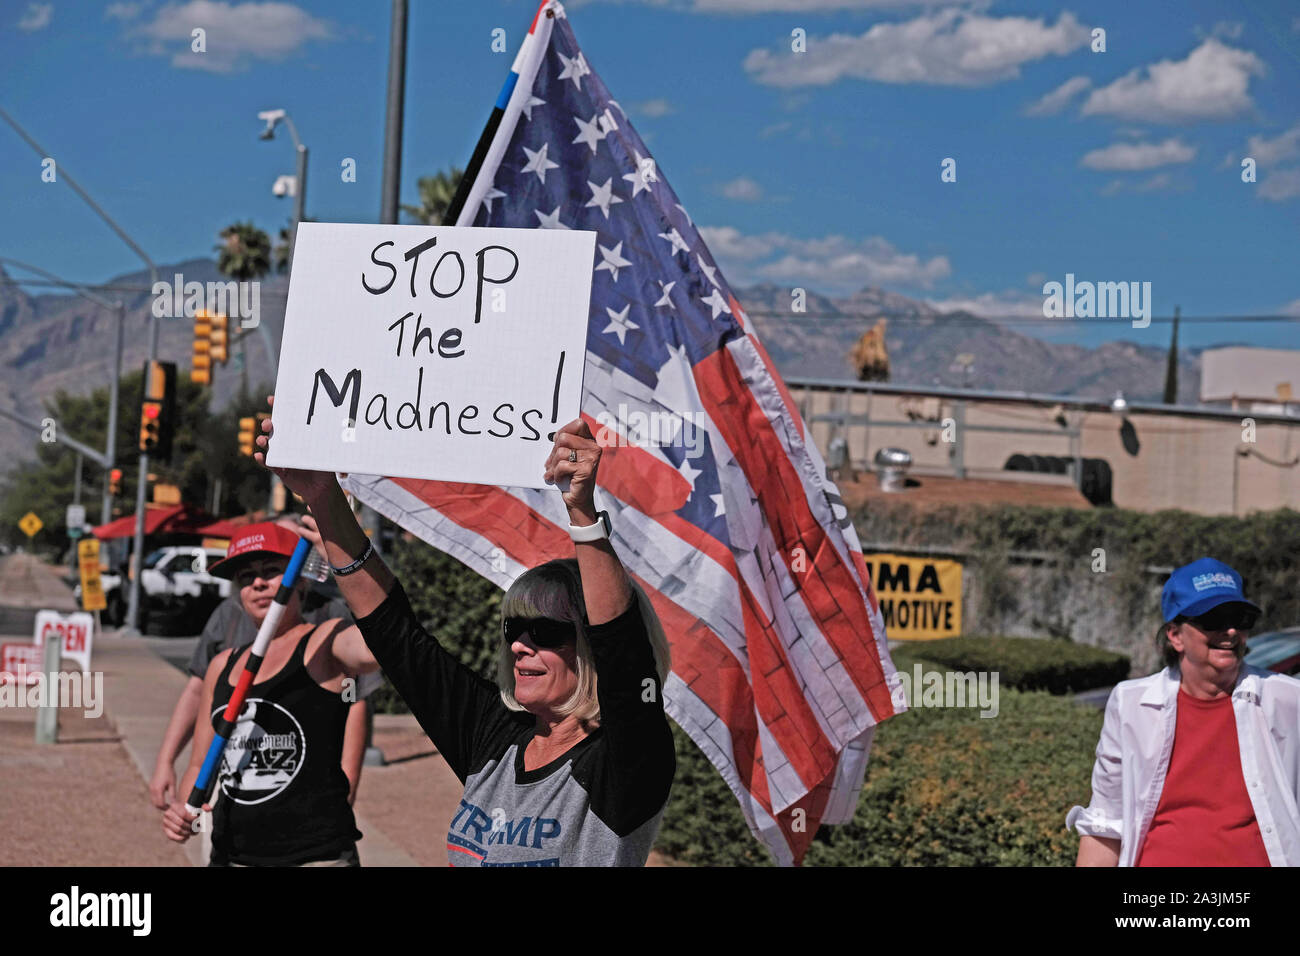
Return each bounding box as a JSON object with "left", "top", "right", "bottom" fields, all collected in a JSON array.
[{"left": 471, "top": 15, "right": 743, "bottom": 542}]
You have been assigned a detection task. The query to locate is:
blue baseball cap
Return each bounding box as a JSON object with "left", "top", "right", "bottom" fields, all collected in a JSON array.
[{"left": 1161, "top": 557, "right": 1261, "bottom": 623}]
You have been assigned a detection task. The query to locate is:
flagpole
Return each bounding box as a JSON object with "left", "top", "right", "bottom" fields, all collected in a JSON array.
[{"left": 446, "top": 0, "right": 552, "bottom": 226}]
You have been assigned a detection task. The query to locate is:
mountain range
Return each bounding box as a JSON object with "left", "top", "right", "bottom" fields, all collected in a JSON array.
[{"left": 0, "top": 259, "right": 1202, "bottom": 470}]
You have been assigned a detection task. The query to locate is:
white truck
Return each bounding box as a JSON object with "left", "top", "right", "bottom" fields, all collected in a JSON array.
[{"left": 76, "top": 545, "right": 230, "bottom": 633}]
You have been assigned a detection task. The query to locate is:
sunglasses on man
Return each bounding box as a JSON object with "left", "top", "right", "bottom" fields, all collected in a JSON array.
[
  {"left": 1185, "top": 605, "right": 1260, "bottom": 633},
  {"left": 502, "top": 616, "right": 578, "bottom": 649}
]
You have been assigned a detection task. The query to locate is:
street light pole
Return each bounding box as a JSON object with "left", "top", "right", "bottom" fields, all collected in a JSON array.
[
  {"left": 380, "top": 0, "right": 408, "bottom": 227},
  {"left": 259, "top": 108, "right": 309, "bottom": 514}
]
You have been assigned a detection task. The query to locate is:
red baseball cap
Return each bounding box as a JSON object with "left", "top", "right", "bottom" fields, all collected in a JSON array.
[{"left": 208, "top": 521, "right": 301, "bottom": 580}]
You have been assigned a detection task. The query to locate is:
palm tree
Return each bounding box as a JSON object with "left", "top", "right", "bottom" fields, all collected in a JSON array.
[
  {"left": 215, "top": 222, "right": 272, "bottom": 399},
  {"left": 401, "top": 168, "right": 464, "bottom": 225},
  {"left": 273, "top": 223, "right": 292, "bottom": 275},
  {"left": 216, "top": 222, "right": 272, "bottom": 282}
]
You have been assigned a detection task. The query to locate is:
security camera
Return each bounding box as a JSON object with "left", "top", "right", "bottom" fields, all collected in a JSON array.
[
  {"left": 272, "top": 175, "right": 296, "bottom": 198},
  {"left": 257, "top": 109, "right": 285, "bottom": 139}
]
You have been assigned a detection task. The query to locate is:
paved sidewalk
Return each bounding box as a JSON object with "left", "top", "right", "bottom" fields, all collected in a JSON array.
[
  {"left": 0, "top": 554, "right": 464, "bottom": 867},
  {"left": 2, "top": 555, "right": 673, "bottom": 867}
]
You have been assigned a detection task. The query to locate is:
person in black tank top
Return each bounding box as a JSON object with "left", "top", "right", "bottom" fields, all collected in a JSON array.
[
  {"left": 208, "top": 624, "right": 360, "bottom": 865},
  {"left": 162, "top": 522, "right": 385, "bottom": 866}
]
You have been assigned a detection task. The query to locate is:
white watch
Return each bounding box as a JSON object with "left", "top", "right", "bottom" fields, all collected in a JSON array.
[{"left": 569, "top": 510, "right": 611, "bottom": 542}]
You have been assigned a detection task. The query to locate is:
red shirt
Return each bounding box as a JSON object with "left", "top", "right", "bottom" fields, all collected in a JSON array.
[{"left": 1137, "top": 689, "right": 1271, "bottom": 867}]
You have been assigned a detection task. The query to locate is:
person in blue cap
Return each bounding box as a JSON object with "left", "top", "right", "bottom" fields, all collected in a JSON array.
[{"left": 1068, "top": 557, "right": 1300, "bottom": 867}]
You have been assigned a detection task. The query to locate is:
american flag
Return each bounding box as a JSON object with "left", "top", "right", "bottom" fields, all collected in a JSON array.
[{"left": 343, "top": 0, "right": 903, "bottom": 864}]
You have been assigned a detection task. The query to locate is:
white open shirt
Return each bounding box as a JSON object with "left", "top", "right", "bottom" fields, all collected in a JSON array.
[{"left": 1067, "top": 664, "right": 1300, "bottom": 866}]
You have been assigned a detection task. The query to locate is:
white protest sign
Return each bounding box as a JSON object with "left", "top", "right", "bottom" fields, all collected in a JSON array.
[
  {"left": 33, "top": 610, "right": 94, "bottom": 673},
  {"left": 268, "top": 222, "right": 597, "bottom": 488}
]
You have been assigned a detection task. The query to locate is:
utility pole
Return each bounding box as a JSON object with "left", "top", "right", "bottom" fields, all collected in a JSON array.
[
  {"left": 357, "top": 0, "right": 410, "bottom": 769},
  {"left": 1162, "top": 305, "right": 1180, "bottom": 405},
  {"left": 368, "top": 0, "right": 408, "bottom": 554}
]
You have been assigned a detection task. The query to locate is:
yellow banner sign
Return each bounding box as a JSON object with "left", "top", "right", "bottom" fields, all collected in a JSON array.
[
  {"left": 864, "top": 552, "right": 962, "bottom": 641},
  {"left": 77, "top": 538, "right": 107, "bottom": 612}
]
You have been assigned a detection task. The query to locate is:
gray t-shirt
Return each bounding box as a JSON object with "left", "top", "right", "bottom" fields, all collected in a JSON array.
[{"left": 189, "top": 593, "right": 382, "bottom": 699}]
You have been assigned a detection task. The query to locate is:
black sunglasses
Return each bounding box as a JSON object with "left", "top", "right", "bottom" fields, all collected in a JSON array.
[
  {"left": 502, "top": 616, "right": 577, "bottom": 649},
  {"left": 235, "top": 560, "right": 289, "bottom": 588},
  {"left": 1187, "top": 605, "right": 1260, "bottom": 633}
]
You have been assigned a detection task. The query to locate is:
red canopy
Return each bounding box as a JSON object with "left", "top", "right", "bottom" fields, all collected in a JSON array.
[
  {"left": 92, "top": 503, "right": 222, "bottom": 540},
  {"left": 194, "top": 518, "right": 246, "bottom": 538}
]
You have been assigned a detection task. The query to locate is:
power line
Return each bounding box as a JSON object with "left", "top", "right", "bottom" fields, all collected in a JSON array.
[{"left": 3, "top": 276, "right": 1296, "bottom": 327}]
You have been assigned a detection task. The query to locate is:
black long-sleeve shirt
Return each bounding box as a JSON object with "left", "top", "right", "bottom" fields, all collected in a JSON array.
[{"left": 355, "top": 582, "right": 674, "bottom": 866}]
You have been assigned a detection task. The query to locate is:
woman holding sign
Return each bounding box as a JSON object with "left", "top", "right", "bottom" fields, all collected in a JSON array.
[{"left": 256, "top": 397, "right": 674, "bottom": 867}]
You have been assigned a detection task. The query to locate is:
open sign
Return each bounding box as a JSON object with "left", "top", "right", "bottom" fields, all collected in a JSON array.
[{"left": 33, "top": 611, "right": 94, "bottom": 672}]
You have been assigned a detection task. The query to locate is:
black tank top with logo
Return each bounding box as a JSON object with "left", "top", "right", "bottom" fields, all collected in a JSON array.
[{"left": 209, "top": 625, "right": 361, "bottom": 865}]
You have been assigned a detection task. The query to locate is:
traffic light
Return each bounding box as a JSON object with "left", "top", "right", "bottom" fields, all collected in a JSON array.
[
  {"left": 138, "top": 360, "right": 177, "bottom": 461},
  {"left": 109, "top": 468, "right": 122, "bottom": 496},
  {"left": 238, "top": 416, "right": 257, "bottom": 456},
  {"left": 192, "top": 311, "right": 230, "bottom": 386},
  {"left": 192, "top": 312, "right": 212, "bottom": 386},
  {"left": 210, "top": 313, "right": 229, "bottom": 364}
]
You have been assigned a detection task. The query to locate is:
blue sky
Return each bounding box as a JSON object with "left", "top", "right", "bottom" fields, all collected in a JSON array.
[{"left": 2, "top": 0, "right": 1298, "bottom": 352}]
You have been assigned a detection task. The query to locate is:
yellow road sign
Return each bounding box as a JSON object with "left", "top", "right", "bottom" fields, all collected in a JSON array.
[
  {"left": 77, "top": 538, "right": 107, "bottom": 612},
  {"left": 18, "top": 512, "right": 43, "bottom": 538}
]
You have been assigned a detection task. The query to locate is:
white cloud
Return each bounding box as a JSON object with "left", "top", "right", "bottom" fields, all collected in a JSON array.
[
  {"left": 130, "top": 1, "right": 335, "bottom": 73},
  {"left": 1099, "top": 172, "right": 1176, "bottom": 195},
  {"left": 1024, "top": 75, "right": 1091, "bottom": 116},
  {"left": 1259, "top": 167, "right": 1300, "bottom": 202},
  {"left": 1081, "top": 138, "right": 1195, "bottom": 171},
  {"left": 575, "top": 0, "right": 941, "bottom": 10},
  {"left": 105, "top": 2, "right": 146, "bottom": 20},
  {"left": 1081, "top": 39, "right": 1264, "bottom": 123},
  {"left": 1245, "top": 124, "right": 1300, "bottom": 166},
  {"left": 696, "top": 0, "right": 932, "bottom": 10},
  {"left": 1280, "top": 298, "right": 1300, "bottom": 317},
  {"left": 634, "top": 98, "right": 674, "bottom": 117},
  {"left": 925, "top": 290, "right": 1046, "bottom": 318},
  {"left": 720, "top": 176, "right": 764, "bottom": 201},
  {"left": 743, "top": 9, "right": 1089, "bottom": 88},
  {"left": 17, "top": 2, "right": 53, "bottom": 31},
  {"left": 699, "top": 226, "right": 950, "bottom": 293},
  {"left": 1197, "top": 20, "right": 1244, "bottom": 40}
]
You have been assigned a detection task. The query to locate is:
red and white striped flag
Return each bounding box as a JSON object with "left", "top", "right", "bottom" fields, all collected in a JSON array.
[{"left": 343, "top": 0, "right": 903, "bottom": 864}]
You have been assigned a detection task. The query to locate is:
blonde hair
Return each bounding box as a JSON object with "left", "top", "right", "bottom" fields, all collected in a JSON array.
[{"left": 496, "top": 559, "right": 671, "bottom": 728}]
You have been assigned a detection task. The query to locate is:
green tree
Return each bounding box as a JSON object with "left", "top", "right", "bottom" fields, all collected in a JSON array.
[
  {"left": 0, "top": 371, "right": 274, "bottom": 554},
  {"left": 216, "top": 222, "right": 272, "bottom": 401},
  {"left": 216, "top": 222, "right": 273, "bottom": 281},
  {"left": 401, "top": 168, "right": 464, "bottom": 226}
]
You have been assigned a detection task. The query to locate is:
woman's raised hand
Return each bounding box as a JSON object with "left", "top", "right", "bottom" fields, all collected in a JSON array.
[
  {"left": 544, "top": 418, "right": 601, "bottom": 521},
  {"left": 254, "top": 394, "right": 341, "bottom": 506}
]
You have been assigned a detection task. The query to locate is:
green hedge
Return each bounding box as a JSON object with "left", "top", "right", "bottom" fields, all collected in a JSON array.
[
  {"left": 894, "top": 636, "right": 1130, "bottom": 695},
  {"left": 655, "top": 654, "right": 1104, "bottom": 867},
  {"left": 803, "top": 668, "right": 1102, "bottom": 866}
]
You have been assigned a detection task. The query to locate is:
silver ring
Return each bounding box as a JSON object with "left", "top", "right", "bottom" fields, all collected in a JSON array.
[{"left": 568, "top": 450, "right": 578, "bottom": 462}]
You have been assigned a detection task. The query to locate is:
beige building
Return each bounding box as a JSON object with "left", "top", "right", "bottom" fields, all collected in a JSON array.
[
  {"left": 794, "top": 378, "right": 1300, "bottom": 516},
  {"left": 1201, "top": 347, "right": 1300, "bottom": 415}
]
